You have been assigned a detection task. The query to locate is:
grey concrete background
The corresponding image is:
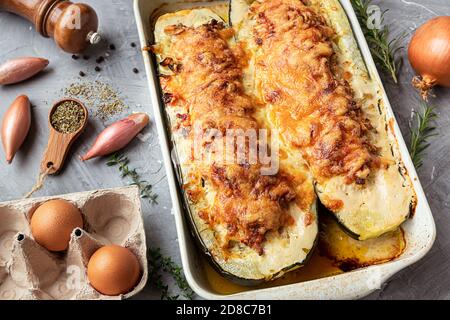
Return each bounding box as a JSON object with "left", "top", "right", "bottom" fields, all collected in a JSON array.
[{"left": 0, "top": 0, "right": 449, "bottom": 300}]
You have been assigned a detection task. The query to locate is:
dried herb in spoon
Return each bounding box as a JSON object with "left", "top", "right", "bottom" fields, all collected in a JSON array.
[{"left": 51, "top": 100, "right": 85, "bottom": 134}]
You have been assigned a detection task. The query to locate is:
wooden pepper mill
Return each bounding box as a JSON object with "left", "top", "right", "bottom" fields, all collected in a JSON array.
[{"left": 0, "top": 0, "right": 100, "bottom": 53}]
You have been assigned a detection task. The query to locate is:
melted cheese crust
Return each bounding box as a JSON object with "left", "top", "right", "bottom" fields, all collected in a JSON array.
[
  {"left": 250, "top": 0, "right": 379, "bottom": 185},
  {"left": 235, "top": 0, "right": 416, "bottom": 239},
  {"left": 158, "top": 21, "right": 306, "bottom": 254}
]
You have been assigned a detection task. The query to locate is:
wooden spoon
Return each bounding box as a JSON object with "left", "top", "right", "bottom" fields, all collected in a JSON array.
[{"left": 40, "top": 98, "right": 88, "bottom": 174}]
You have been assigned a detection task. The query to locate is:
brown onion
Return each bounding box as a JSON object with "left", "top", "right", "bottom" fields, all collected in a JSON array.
[
  {"left": 81, "top": 113, "right": 149, "bottom": 161},
  {"left": 1, "top": 95, "right": 31, "bottom": 163},
  {"left": 408, "top": 16, "right": 450, "bottom": 100}
]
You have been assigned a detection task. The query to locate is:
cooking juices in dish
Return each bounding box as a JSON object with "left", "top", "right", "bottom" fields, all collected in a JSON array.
[
  {"left": 152, "top": 0, "right": 414, "bottom": 287},
  {"left": 203, "top": 249, "right": 342, "bottom": 295},
  {"left": 203, "top": 214, "right": 406, "bottom": 294}
]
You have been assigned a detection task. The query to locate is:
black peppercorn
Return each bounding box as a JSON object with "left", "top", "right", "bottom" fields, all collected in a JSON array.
[
  {"left": 109, "top": 44, "right": 116, "bottom": 50},
  {"left": 83, "top": 55, "right": 90, "bottom": 60},
  {"left": 131, "top": 42, "right": 136, "bottom": 48},
  {"left": 95, "top": 66, "right": 101, "bottom": 72},
  {"left": 96, "top": 56, "right": 104, "bottom": 63},
  {"left": 72, "top": 55, "right": 79, "bottom": 60},
  {"left": 79, "top": 71, "right": 86, "bottom": 77},
  {"left": 133, "top": 68, "right": 139, "bottom": 74}
]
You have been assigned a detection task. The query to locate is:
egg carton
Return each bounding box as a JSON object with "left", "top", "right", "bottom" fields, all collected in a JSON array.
[{"left": 0, "top": 186, "right": 148, "bottom": 300}]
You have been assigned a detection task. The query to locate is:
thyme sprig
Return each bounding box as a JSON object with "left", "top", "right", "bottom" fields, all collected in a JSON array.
[
  {"left": 409, "top": 103, "right": 437, "bottom": 168},
  {"left": 148, "top": 247, "right": 195, "bottom": 300},
  {"left": 107, "top": 153, "right": 158, "bottom": 204},
  {"left": 351, "top": 0, "right": 404, "bottom": 83}
]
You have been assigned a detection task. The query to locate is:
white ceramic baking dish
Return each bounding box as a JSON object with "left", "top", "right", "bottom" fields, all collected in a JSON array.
[{"left": 134, "top": 0, "right": 436, "bottom": 300}]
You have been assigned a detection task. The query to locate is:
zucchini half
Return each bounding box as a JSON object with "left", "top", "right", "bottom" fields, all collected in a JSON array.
[
  {"left": 153, "top": 8, "right": 318, "bottom": 284},
  {"left": 230, "top": 0, "right": 416, "bottom": 241},
  {"left": 319, "top": 213, "right": 406, "bottom": 271}
]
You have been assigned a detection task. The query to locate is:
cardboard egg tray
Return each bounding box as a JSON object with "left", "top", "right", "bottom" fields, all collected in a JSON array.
[{"left": 0, "top": 186, "right": 148, "bottom": 300}]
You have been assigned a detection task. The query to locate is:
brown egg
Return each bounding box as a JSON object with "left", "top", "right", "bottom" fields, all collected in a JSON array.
[
  {"left": 87, "top": 245, "right": 141, "bottom": 296},
  {"left": 30, "top": 199, "right": 83, "bottom": 251}
]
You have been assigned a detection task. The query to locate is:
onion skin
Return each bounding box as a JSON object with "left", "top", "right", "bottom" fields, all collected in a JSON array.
[
  {"left": 408, "top": 16, "right": 450, "bottom": 100},
  {"left": 1, "top": 95, "right": 31, "bottom": 164},
  {"left": 0, "top": 57, "right": 49, "bottom": 85},
  {"left": 81, "top": 113, "right": 149, "bottom": 161}
]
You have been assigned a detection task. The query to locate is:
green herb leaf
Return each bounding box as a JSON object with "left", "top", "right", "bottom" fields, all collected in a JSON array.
[
  {"left": 107, "top": 152, "right": 158, "bottom": 204},
  {"left": 351, "top": 0, "right": 403, "bottom": 83},
  {"left": 409, "top": 102, "right": 438, "bottom": 168},
  {"left": 148, "top": 247, "right": 195, "bottom": 300}
]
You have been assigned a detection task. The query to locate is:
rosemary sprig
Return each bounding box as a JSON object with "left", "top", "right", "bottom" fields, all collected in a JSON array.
[
  {"left": 351, "top": 0, "right": 403, "bottom": 83},
  {"left": 409, "top": 103, "right": 437, "bottom": 168},
  {"left": 148, "top": 247, "right": 195, "bottom": 300},
  {"left": 107, "top": 153, "right": 158, "bottom": 204}
]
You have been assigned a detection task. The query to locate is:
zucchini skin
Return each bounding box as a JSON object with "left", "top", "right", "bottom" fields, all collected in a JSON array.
[
  {"left": 185, "top": 202, "right": 318, "bottom": 286},
  {"left": 182, "top": 194, "right": 264, "bottom": 286}
]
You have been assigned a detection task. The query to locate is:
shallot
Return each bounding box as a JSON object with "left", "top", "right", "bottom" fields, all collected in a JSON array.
[
  {"left": 408, "top": 16, "right": 450, "bottom": 100},
  {"left": 1, "top": 95, "right": 31, "bottom": 164},
  {"left": 0, "top": 57, "right": 49, "bottom": 85},
  {"left": 81, "top": 113, "right": 149, "bottom": 161}
]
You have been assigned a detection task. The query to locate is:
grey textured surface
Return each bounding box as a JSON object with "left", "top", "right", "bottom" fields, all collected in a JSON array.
[{"left": 0, "top": 0, "right": 449, "bottom": 300}]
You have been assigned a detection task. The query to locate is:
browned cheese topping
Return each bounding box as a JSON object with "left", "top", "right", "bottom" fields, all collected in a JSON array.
[
  {"left": 159, "top": 21, "right": 297, "bottom": 254},
  {"left": 251, "top": 0, "right": 380, "bottom": 184}
]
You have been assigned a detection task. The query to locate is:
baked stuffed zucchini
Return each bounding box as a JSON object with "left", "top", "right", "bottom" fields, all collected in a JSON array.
[
  {"left": 153, "top": 8, "right": 318, "bottom": 284},
  {"left": 230, "top": 0, "right": 416, "bottom": 240}
]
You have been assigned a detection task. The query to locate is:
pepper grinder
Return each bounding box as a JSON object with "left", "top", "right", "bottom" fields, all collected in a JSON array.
[{"left": 0, "top": 0, "right": 100, "bottom": 53}]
